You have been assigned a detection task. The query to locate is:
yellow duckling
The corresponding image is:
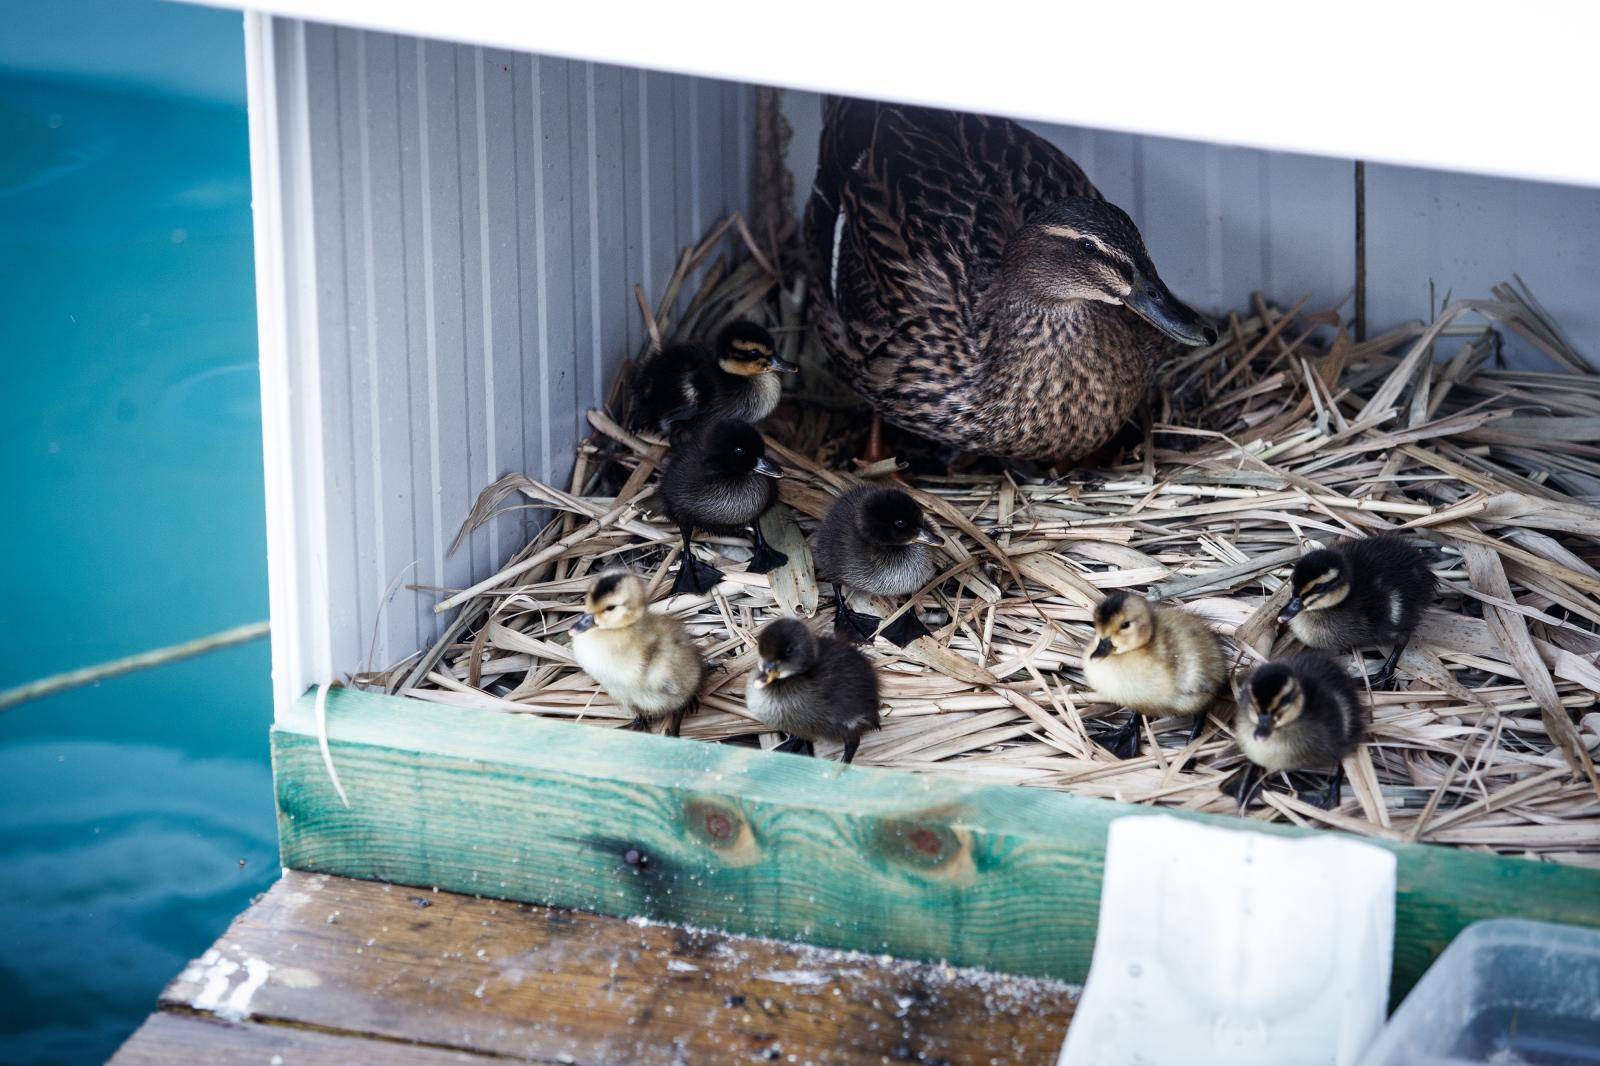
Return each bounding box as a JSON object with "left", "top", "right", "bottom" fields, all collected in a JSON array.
[
  {"left": 1082, "top": 592, "right": 1227, "bottom": 759},
  {"left": 571, "top": 570, "right": 705, "bottom": 736}
]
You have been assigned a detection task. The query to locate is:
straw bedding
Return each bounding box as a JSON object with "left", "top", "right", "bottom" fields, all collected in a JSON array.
[{"left": 362, "top": 217, "right": 1600, "bottom": 867}]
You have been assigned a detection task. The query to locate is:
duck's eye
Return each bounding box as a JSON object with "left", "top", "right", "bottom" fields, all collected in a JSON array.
[
  {"left": 733, "top": 446, "right": 746, "bottom": 457},
  {"left": 1119, "top": 620, "right": 1131, "bottom": 630},
  {"left": 894, "top": 518, "right": 908, "bottom": 529},
  {"left": 1077, "top": 237, "right": 1096, "bottom": 254}
]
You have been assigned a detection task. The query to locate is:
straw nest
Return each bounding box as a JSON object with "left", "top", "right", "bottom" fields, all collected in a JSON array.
[{"left": 363, "top": 216, "right": 1600, "bottom": 868}]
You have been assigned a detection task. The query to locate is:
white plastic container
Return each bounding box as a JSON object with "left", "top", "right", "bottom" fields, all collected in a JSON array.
[
  {"left": 1060, "top": 815, "right": 1396, "bottom": 1066},
  {"left": 1361, "top": 918, "right": 1600, "bottom": 1066}
]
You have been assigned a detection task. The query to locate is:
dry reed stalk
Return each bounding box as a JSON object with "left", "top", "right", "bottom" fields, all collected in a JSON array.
[{"left": 360, "top": 217, "right": 1600, "bottom": 866}]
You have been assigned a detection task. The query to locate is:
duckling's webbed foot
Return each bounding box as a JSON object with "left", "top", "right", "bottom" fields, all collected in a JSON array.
[
  {"left": 1367, "top": 637, "right": 1409, "bottom": 689},
  {"left": 1305, "top": 764, "right": 1345, "bottom": 810},
  {"left": 745, "top": 521, "right": 789, "bottom": 574},
  {"left": 672, "top": 554, "right": 725, "bottom": 596},
  {"left": 666, "top": 696, "right": 699, "bottom": 739},
  {"left": 1096, "top": 712, "right": 1143, "bottom": 760},
  {"left": 879, "top": 608, "right": 932, "bottom": 647},
  {"left": 832, "top": 585, "right": 881, "bottom": 644},
  {"left": 773, "top": 735, "right": 815, "bottom": 757}
]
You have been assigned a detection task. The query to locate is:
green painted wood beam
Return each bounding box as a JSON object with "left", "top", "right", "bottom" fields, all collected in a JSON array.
[{"left": 274, "top": 687, "right": 1600, "bottom": 996}]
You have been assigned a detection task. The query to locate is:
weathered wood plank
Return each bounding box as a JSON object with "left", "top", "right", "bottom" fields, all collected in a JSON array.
[
  {"left": 110, "top": 1012, "right": 497, "bottom": 1065},
  {"left": 275, "top": 688, "right": 1600, "bottom": 998},
  {"left": 151, "top": 871, "right": 1075, "bottom": 1065}
]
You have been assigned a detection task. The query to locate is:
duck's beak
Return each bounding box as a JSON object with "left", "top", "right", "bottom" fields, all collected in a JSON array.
[
  {"left": 1125, "top": 271, "right": 1216, "bottom": 347},
  {"left": 572, "top": 612, "right": 596, "bottom": 634},
  {"left": 754, "top": 456, "right": 783, "bottom": 478},
  {"left": 914, "top": 523, "right": 945, "bottom": 547},
  {"left": 1278, "top": 596, "right": 1303, "bottom": 624},
  {"left": 1089, "top": 638, "right": 1113, "bottom": 660},
  {"left": 767, "top": 354, "right": 798, "bottom": 374},
  {"left": 1253, "top": 713, "right": 1274, "bottom": 741},
  {"left": 753, "top": 660, "right": 780, "bottom": 688}
]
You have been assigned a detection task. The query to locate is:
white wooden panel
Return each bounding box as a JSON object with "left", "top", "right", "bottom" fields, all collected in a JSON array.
[
  {"left": 192, "top": 0, "right": 1600, "bottom": 188},
  {"left": 257, "top": 18, "right": 753, "bottom": 710}
]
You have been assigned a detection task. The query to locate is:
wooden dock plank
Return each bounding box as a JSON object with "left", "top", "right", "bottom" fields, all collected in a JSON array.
[
  {"left": 146, "top": 870, "right": 1075, "bottom": 1066},
  {"left": 274, "top": 687, "right": 1600, "bottom": 998},
  {"left": 110, "top": 1012, "right": 498, "bottom": 1065}
]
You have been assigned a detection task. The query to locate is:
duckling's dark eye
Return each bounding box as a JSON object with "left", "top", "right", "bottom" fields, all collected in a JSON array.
[
  {"left": 1119, "top": 620, "right": 1131, "bottom": 630},
  {"left": 733, "top": 446, "right": 746, "bottom": 457},
  {"left": 894, "top": 518, "right": 908, "bottom": 529},
  {"left": 1077, "top": 237, "right": 1096, "bottom": 254}
]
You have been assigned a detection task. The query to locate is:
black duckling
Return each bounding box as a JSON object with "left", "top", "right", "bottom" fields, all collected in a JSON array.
[
  {"left": 1081, "top": 592, "right": 1227, "bottom": 759},
  {"left": 1278, "top": 534, "right": 1437, "bottom": 687},
  {"left": 811, "top": 486, "right": 944, "bottom": 647},
  {"left": 1235, "top": 653, "right": 1364, "bottom": 811},
  {"left": 571, "top": 570, "right": 705, "bottom": 737},
  {"left": 659, "top": 419, "right": 787, "bottom": 596},
  {"left": 746, "top": 618, "right": 881, "bottom": 764},
  {"left": 629, "top": 321, "right": 795, "bottom": 438},
  {"left": 804, "top": 97, "right": 1214, "bottom": 465}
]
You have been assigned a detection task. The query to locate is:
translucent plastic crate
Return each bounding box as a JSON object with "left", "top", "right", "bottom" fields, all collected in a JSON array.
[{"left": 1362, "top": 918, "right": 1600, "bottom": 1065}]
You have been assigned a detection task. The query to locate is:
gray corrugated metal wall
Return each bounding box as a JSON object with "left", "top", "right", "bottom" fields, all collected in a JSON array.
[
  {"left": 284, "top": 21, "right": 752, "bottom": 679},
  {"left": 786, "top": 92, "right": 1600, "bottom": 366}
]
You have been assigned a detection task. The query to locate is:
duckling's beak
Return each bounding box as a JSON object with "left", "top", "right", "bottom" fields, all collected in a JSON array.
[
  {"left": 914, "top": 524, "right": 944, "bottom": 547},
  {"left": 572, "top": 612, "right": 596, "bottom": 634},
  {"left": 767, "top": 354, "right": 798, "bottom": 374},
  {"left": 754, "top": 456, "right": 783, "bottom": 478},
  {"left": 753, "top": 660, "right": 781, "bottom": 688},
  {"left": 1278, "top": 596, "right": 1303, "bottom": 624},
  {"left": 1253, "top": 713, "right": 1274, "bottom": 741},
  {"left": 1125, "top": 271, "right": 1215, "bottom": 347},
  {"left": 1089, "top": 637, "right": 1113, "bottom": 660}
]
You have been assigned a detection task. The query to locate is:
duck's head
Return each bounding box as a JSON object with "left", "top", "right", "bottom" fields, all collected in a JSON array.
[
  {"left": 1087, "top": 591, "right": 1154, "bottom": 660},
  {"left": 1246, "top": 662, "right": 1305, "bottom": 740},
  {"left": 699, "top": 420, "right": 783, "bottom": 479},
  {"left": 574, "top": 570, "right": 647, "bottom": 633},
  {"left": 716, "top": 321, "right": 796, "bottom": 376},
  {"left": 1279, "top": 549, "right": 1351, "bottom": 623},
  {"left": 752, "top": 617, "right": 818, "bottom": 688},
  {"left": 857, "top": 488, "right": 944, "bottom": 549},
  {"left": 1005, "top": 199, "right": 1215, "bottom": 346}
]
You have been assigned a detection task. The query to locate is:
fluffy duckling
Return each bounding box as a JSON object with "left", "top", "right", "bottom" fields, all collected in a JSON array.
[
  {"left": 571, "top": 570, "right": 705, "bottom": 737},
  {"left": 1081, "top": 592, "right": 1227, "bottom": 760},
  {"left": 1235, "top": 653, "right": 1364, "bottom": 810},
  {"left": 1279, "top": 535, "right": 1436, "bottom": 687},
  {"left": 659, "top": 419, "right": 787, "bottom": 596},
  {"left": 629, "top": 322, "right": 795, "bottom": 438},
  {"left": 746, "top": 618, "right": 881, "bottom": 763},
  {"left": 812, "top": 487, "right": 945, "bottom": 647}
]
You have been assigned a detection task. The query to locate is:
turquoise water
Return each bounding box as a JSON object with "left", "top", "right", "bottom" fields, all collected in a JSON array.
[{"left": 0, "top": 6, "right": 277, "bottom": 1063}]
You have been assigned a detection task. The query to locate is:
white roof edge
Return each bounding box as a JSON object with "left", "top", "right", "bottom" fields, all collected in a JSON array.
[{"left": 188, "top": 0, "right": 1600, "bottom": 189}]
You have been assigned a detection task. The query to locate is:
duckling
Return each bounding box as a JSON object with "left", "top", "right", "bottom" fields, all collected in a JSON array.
[
  {"left": 1279, "top": 535, "right": 1436, "bottom": 687},
  {"left": 571, "top": 570, "right": 705, "bottom": 737},
  {"left": 812, "top": 486, "right": 944, "bottom": 646},
  {"left": 629, "top": 321, "right": 796, "bottom": 438},
  {"left": 658, "top": 419, "right": 788, "bottom": 596},
  {"left": 746, "top": 618, "right": 881, "bottom": 763},
  {"left": 1081, "top": 592, "right": 1228, "bottom": 759},
  {"left": 1235, "top": 653, "right": 1364, "bottom": 810}
]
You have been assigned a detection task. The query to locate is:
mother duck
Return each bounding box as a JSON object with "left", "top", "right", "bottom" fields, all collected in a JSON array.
[{"left": 804, "top": 98, "right": 1215, "bottom": 463}]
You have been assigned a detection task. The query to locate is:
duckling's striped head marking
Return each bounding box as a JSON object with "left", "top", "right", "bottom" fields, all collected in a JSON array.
[
  {"left": 857, "top": 488, "right": 942, "bottom": 548},
  {"left": 1247, "top": 662, "right": 1305, "bottom": 739},
  {"left": 580, "top": 569, "right": 647, "bottom": 631},
  {"left": 1089, "top": 591, "right": 1154, "bottom": 658},
  {"left": 715, "top": 322, "right": 792, "bottom": 377},
  {"left": 1282, "top": 549, "right": 1351, "bottom": 622},
  {"left": 754, "top": 617, "right": 818, "bottom": 687}
]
